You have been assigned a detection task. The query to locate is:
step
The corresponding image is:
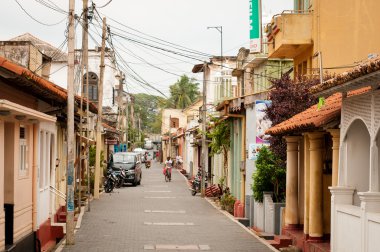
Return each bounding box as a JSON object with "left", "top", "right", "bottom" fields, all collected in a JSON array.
[
  {"left": 258, "top": 232, "right": 275, "bottom": 240},
  {"left": 275, "top": 235, "right": 293, "bottom": 245},
  {"left": 236, "top": 218, "right": 250, "bottom": 227},
  {"left": 267, "top": 240, "right": 281, "bottom": 250}
]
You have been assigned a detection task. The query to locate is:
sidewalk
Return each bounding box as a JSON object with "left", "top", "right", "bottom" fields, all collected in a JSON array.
[{"left": 59, "top": 161, "right": 274, "bottom": 252}]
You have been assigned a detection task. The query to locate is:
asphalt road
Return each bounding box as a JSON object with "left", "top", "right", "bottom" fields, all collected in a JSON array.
[{"left": 61, "top": 160, "right": 273, "bottom": 252}]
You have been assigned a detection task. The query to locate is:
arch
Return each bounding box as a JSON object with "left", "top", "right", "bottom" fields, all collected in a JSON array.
[
  {"left": 375, "top": 128, "right": 380, "bottom": 192},
  {"left": 82, "top": 72, "right": 99, "bottom": 101},
  {"left": 341, "top": 116, "right": 371, "bottom": 143},
  {"left": 344, "top": 119, "right": 370, "bottom": 206}
]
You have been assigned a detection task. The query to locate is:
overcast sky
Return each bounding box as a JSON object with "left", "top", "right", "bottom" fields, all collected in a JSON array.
[{"left": 0, "top": 0, "right": 292, "bottom": 96}]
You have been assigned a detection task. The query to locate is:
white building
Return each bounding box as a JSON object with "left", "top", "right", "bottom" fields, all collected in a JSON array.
[{"left": 313, "top": 57, "right": 380, "bottom": 252}]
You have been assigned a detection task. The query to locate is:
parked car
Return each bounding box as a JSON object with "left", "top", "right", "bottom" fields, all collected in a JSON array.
[
  {"left": 108, "top": 152, "right": 142, "bottom": 186},
  {"left": 133, "top": 148, "right": 148, "bottom": 162}
]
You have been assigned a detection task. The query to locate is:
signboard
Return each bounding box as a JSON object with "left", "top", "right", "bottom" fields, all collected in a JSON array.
[
  {"left": 249, "top": 0, "right": 261, "bottom": 52},
  {"left": 249, "top": 143, "right": 265, "bottom": 160},
  {"left": 256, "top": 100, "right": 271, "bottom": 144}
]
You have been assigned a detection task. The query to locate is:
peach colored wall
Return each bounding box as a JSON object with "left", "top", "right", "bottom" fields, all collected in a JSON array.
[
  {"left": 0, "top": 120, "right": 5, "bottom": 250},
  {"left": 4, "top": 122, "right": 15, "bottom": 204},
  {"left": 14, "top": 123, "right": 33, "bottom": 242}
]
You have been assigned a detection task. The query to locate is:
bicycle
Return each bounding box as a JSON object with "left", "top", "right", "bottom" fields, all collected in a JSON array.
[{"left": 164, "top": 167, "right": 172, "bottom": 182}]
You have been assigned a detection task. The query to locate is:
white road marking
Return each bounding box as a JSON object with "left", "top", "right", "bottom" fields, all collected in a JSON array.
[
  {"left": 143, "top": 245, "right": 155, "bottom": 250},
  {"left": 144, "top": 222, "right": 194, "bottom": 226},
  {"left": 156, "top": 245, "right": 199, "bottom": 250},
  {"left": 144, "top": 196, "right": 176, "bottom": 199},
  {"left": 199, "top": 245, "right": 211, "bottom": 250},
  {"left": 144, "top": 190, "right": 171, "bottom": 193},
  {"left": 143, "top": 245, "right": 210, "bottom": 250},
  {"left": 144, "top": 210, "right": 186, "bottom": 214}
]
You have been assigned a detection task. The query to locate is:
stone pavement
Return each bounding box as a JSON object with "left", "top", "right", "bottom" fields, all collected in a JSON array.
[{"left": 61, "top": 161, "right": 274, "bottom": 252}]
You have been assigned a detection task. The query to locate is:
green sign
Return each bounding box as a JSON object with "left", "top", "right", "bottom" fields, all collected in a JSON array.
[{"left": 249, "top": 0, "right": 261, "bottom": 52}]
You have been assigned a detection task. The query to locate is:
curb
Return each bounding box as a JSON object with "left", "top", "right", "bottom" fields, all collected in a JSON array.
[{"left": 178, "top": 170, "right": 278, "bottom": 252}]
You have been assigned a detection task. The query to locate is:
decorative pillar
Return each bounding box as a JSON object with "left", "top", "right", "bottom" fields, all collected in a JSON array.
[
  {"left": 329, "top": 187, "right": 355, "bottom": 252},
  {"left": 369, "top": 140, "right": 379, "bottom": 192},
  {"left": 303, "top": 134, "right": 310, "bottom": 236},
  {"left": 358, "top": 192, "right": 380, "bottom": 252},
  {"left": 284, "top": 136, "right": 301, "bottom": 227},
  {"left": 0, "top": 120, "right": 4, "bottom": 251},
  {"left": 308, "top": 132, "right": 324, "bottom": 239},
  {"left": 328, "top": 129, "right": 340, "bottom": 187}
]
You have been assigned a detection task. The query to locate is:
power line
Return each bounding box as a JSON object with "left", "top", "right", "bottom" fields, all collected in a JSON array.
[{"left": 15, "top": 0, "right": 67, "bottom": 26}]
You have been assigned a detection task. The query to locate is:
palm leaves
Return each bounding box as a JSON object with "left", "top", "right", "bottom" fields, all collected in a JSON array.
[{"left": 168, "top": 75, "right": 200, "bottom": 109}]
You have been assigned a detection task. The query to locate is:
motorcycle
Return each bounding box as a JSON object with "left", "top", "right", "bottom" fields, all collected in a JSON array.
[
  {"left": 145, "top": 160, "right": 151, "bottom": 169},
  {"left": 115, "top": 169, "right": 127, "bottom": 188},
  {"left": 189, "top": 169, "right": 208, "bottom": 196},
  {"left": 104, "top": 168, "right": 118, "bottom": 193}
]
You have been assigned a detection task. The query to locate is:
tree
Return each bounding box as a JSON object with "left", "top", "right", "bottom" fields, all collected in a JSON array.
[
  {"left": 207, "top": 118, "right": 230, "bottom": 187},
  {"left": 265, "top": 73, "right": 319, "bottom": 161},
  {"left": 132, "top": 93, "right": 166, "bottom": 134},
  {"left": 167, "top": 75, "right": 200, "bottom": 109},
  {"left": 252, "top": 146, "right": 285, "bottom": 202}
]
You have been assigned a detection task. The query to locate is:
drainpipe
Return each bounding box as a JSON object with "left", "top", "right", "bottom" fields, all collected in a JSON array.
[
  {"left": 32, "top": 124, "right": 38, "bottom": 232},
  {"left": 226, "top": 113, "right": 246, "bottom": 205}
]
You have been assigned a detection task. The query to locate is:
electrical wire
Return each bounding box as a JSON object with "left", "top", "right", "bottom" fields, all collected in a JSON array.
[
  {"left": 95, "top": 0, "right": 113, "bottom": 8},
  {"left": 14, "top": 0, "right": 67, "bottom": 26}
]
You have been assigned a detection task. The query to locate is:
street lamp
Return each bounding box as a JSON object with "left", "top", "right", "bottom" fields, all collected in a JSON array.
[{"left": 207, "top": 26, "right": 223, "bottom": 71}]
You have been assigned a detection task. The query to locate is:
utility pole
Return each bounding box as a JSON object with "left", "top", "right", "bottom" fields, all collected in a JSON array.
[
  {"left": 138, "top": 114, "right": 141, "bottom": 140},
  {"left": 169, "top": 115, "right": 172, "bottom": 159},
  {"left": 117, "top": 72, "right": 125, "bottom": 143},
  {"left": 201, "top": 62, "right": 208, "bottom": 198},
  {"left": 125, "top": 97, "right": 129, "bottom": 150},
  {"left": 82, "top": 0, "right": 90, "bottom": 212},
  {"left": 94, "top": 17, "right": 106, "bottom": 199},
  {"left": 66, "top": 0, "right": 75, "bottom": 245}
]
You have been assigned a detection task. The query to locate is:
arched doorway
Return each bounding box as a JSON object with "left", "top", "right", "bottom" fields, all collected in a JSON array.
[{"left": 345, "top": 119, "right": 370, "bottom": 206}]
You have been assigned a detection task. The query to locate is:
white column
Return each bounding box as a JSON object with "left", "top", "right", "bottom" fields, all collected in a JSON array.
[
  {"left": 285, "top": 136, "right": 300, "bottom": 227},
  {"left": 329, "top": 186, "right": 355, "bottom": 252},
  {"left": 358, "top": 192, "right": 380, "bottom": 252},
  {"left": 0, "top": 120, "right": 4, "bottom": 250},
  {"left": 369, "top": 140, "right": 379, "bottom": 192}
]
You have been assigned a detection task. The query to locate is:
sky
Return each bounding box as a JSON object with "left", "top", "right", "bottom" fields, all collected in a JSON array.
[{"left": 0, "top": 0, "right": 293, "bottom": 97}]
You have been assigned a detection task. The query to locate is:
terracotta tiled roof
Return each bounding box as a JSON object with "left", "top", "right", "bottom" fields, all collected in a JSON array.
[
  {"left": 0, "top": 56, "right": 97, "bottom": 114},
  {"left": 102, "top": 123, "right": 118, "bottom": 134},
  {"left": 312, "top": 56, "right": 380, "bottom": 94},
  {"left": 266, "top": 88, "right": 370, "bottom": 135}
]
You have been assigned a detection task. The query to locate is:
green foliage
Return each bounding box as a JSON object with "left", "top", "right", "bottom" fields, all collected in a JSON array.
[
  {"left": 220, "top": 192, "right": 235, "bottom": 214},
  {"left": 167, "top": 75, "right": 200, "bottom": 109},
  {"left": 252, "top": 146, "right": 286, "bottom": 202},
  {"left": 89, "top": 146, "right": 104, "bottom": 168},
  {"left": 207, "top": 119, "right": 230, "bottom": 156},
  {"left": 132, "top": 93, "right": 166, "bottom": 134}
]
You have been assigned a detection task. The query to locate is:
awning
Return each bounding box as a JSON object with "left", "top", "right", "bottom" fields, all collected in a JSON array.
[{"left": 0, "top": 99, "right": 56, "bottom": 123}]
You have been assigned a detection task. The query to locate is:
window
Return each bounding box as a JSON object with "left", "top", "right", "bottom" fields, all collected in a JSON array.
[
  {"left": 302, "top": 61, "right": 307, "bottom": 75},
  {"left": 170, "top": 118, "right": 179, "bottom": 128},
  {"left": 19, "top": 126, "right": 28, "bottom": 173},
  {"left": 83, "top": 72, "right": 99, "bottom": 101}
]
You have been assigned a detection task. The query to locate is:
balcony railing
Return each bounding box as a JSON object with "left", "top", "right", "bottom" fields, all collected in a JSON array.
[{"left": 266, "top": 10, "right": 313, "bottom": 59}]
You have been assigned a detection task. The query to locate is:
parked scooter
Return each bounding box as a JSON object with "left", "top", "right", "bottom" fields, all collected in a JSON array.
[
  {"left": 115, "top": 169, "right": 127, "bottom": 188},
  {"left": 145, "top": 160, "right": 151, "bottom": 169},
  {"left": 104, "top": 168, "right": 118, "bottom": 193},
  {"left": 189, "top": 169, "right": 208, "bottom": 196}
]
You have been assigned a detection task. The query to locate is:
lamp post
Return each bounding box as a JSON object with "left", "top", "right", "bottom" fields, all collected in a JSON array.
[{"left": 207, "top": 26, "right": 223, "bottom": 71}]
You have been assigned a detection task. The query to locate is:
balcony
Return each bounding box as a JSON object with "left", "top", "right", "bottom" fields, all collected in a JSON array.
[{"left": 266, "top": 11, "right": 313, "bottom": 59}]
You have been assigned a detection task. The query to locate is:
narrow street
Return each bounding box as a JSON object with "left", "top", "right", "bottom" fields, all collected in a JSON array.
[{"left": 61, "top": 161, "right": 273, "bottom": 252}]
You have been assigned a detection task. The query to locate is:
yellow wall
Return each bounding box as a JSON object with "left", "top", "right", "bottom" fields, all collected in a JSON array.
[{"left": 295, "top": 0, "right": 380, "bottom": 75}]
